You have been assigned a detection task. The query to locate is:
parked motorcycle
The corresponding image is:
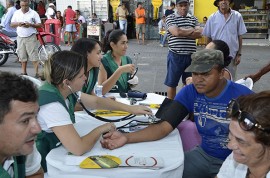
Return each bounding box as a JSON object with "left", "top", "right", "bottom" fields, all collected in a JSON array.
[
  {"left": 0, "top": 27, "right": 61, "bottom": 66},
  {"left": 0, "top": 31, "right": 17, "bottom": 66}
]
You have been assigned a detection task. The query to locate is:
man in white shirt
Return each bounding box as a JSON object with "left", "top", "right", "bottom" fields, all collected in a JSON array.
[
  {"left": 0, "top": 71, "right": 43, "bottom": 178},
  {"left": 10, "top": 0, "right": 42, "bottom": 78},
  {"left": 45, "top": 3, "right": 56, "bottom": 19}
]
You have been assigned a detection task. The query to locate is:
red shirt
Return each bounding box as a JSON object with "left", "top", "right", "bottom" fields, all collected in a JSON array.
[{"left": 65, "top": 8, "right": 76, "bottom": 24}]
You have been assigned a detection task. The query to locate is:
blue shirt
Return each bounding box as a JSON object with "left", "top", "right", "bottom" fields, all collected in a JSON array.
[
  {"left": 202, "top": 9, "right": 247, "bottom": 58},
  {"left": 175, "top": 80, "right": 253, "bottom": 160},
  {"left": 2, "top": 6, "right": 17, "bottom": 33}
]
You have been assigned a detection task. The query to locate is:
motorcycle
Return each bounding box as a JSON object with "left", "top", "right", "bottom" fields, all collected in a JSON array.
[
  {"left": 0, "top": 31, "right": 17, "bottom": 66},
  {"left": 0, "top": 27, "right": 61, "bottom": 66}
]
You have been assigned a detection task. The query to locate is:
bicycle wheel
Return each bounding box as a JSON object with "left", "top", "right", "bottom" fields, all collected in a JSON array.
[{"left": 38, "top": 43, "right": 61, "bottom": 62}]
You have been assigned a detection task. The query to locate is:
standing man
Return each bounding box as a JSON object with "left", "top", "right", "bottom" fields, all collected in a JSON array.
[
  {"left": 203, "top": 0, "right": 247, "bottom": 80},
  {"left": 116, "top": 2, "right": 129, "bottom": 34},
  {"left": 165, "top": 2, "right": 175, "bottom": 17},
  {"left": 0, "top": 71, "right": 43, "bottom": 178},
  {"left": 101, "top": 49, "right": 254, "bottom": 178},
  {"left": 134, "top": 2, "right": 146, "bottom": 45},
  {"left": 63, "top": 5, "right": 76, "bottom": 46},
  {"left": 164, "top": 0, "right": 202, "bottom": 99},
  {"left": 1, "top": 0, "right": 17, "bottom": 37},
  {"left": 11, "top": 0, "right": 42, "bottom": 78},
  {"left": 45, "top": 3, "right": 56, "bottom": 19},
  {"left": 160, "top": 2, "right": 176, "bottom": 47}
]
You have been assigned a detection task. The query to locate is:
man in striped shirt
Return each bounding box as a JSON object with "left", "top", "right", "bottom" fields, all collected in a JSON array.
[{"left": 164, "top": 0, "right": 202, "bottom": 99}]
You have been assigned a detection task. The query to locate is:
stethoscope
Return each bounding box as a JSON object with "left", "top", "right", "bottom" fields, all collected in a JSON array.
[{"left": 66, "top": 84, "right": 161, "bottom": 130}]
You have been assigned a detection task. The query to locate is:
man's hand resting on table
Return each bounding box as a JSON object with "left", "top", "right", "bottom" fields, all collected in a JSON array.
[{"left": 101, "top": 131, "right": 127, "bottom": 150}]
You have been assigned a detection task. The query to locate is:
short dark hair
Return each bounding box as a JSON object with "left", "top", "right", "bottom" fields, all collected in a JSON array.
[
  {"left": 170, "top": 2, "right": 175, "bottom": 7},
  {"left": 211, "top": 40, "right": 232, "bottom": 67},
  {"left": 137, "top": 2, "right": 142, "bottom": 7},
  {"left": 0, "top": 72, "right": 38, "bottom": 123},
  {"left": 68, "top": 5, "right": 72, "bottom": 9}
]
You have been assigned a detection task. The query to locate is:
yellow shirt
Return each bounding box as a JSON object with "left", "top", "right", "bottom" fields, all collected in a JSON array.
[{"left": 116, "top": 6, "right": 128, "bottom": 20}]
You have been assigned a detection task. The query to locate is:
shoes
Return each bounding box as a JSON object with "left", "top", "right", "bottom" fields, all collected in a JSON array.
[
  {"left": 20, "top": 73, "right": 27, "bottom": 75},
  {"left": 159, "top": 44, "right": 164, "bottom": 47}
]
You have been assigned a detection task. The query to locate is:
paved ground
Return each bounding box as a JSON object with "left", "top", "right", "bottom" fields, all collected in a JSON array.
[{"left": 1, "top": 38, "right": 269, "bottom": 93}]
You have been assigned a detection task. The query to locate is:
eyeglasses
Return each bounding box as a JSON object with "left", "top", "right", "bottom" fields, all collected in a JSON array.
[{"left": 226, "top": 99, "right": 270, "bottom": 132}]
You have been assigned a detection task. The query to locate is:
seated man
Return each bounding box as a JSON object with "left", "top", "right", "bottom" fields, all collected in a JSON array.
[
  {"left": 0, "top": 72, "right": 43, "bottom": 177},
  {"left": 101, "top": 49, "right": 253, "bottom": 178},
  {"left": 1, "top": 0, "right": 17, "bottom": 37}
]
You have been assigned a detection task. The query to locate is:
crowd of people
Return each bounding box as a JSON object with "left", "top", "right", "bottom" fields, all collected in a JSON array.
[{"left": 1, "top": 0, "right": 270, "bottom": 177}]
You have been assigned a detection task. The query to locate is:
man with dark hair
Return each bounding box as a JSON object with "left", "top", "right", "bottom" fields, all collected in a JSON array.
[
  {"left": 164, "top": 0, "right": 202, "bottom": 99},
  {"left": 203, "top": 0, "right": 247, "bottom": 80},
  {"left": 11, "top": 0, "right": 42, "bottom": 77},
  {"left": 101, "top": 49, "right": 253, "bottom": 178},
  {"left": 134, "top": 2, "right": 146, "bottom": 45},
  {"left": 165, "top": 2, "right": 175, "bottom": 17},
  {"left": 63, "top": 5, "right": 76, "bottom": 46},
  {"left": 0, "top": 72, "right": 43, "bottom": 178},
  {"left": 115, "top": 2, "right": 129, "bottom": 34}
]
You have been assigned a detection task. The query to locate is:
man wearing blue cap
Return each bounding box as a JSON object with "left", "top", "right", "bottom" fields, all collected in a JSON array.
[
  {"left": 101, "top": 49, "right": 253, "bottom": 177},
  {"left": 164, "top": 0, "right": 202, "bottom": 99},
  {"left": 203, "top": 0, "right": 247, "bottom": 81}
]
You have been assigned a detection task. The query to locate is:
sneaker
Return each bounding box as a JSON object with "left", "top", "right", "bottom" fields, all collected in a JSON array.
[{"left": 159, "top": 44, "right": 164, "bottom": 47}]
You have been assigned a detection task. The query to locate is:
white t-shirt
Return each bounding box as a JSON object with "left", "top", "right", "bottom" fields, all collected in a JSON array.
[
  {"left": 3, "top": 145, "right": 41, "bottom": 177},
  {"left": 78, "top": 15, "right": 86, "bottom": 23},
  {"left": 217, "top": 153, "right": 270, "bottom": 178},
  {"left": 11, "top": 8, "right": 41, "bottom": 37},
  {"left": 45, "top": 7, "right": 55, "bottom": 19},
  {"left": 158, "top": 20, "right": 165, "bottom": 33},
  {"left": 38, "top": 101, "right": 72, "bottom": 132}
]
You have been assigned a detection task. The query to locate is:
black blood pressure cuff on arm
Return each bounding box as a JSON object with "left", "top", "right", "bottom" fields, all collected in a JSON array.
[{"left": 155, "top": 98, "right": 189, "bottom": 129}]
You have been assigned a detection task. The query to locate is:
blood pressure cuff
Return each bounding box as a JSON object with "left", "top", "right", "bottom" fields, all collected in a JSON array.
[{"left": 155, "top": 98, "right": 189, "bottom": 129}]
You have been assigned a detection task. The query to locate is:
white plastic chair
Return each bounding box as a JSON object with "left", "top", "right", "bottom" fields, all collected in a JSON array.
[{"left": 20, "top": 75, "right": 42, "bottom": 88}]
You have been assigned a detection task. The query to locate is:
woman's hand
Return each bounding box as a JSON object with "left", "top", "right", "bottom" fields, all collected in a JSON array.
[
  {"left": 119, "top": 64, "right": 135, "bottom": 74},
  {"left": 129, "top": 105, "right": 152, "bottom": 115}
]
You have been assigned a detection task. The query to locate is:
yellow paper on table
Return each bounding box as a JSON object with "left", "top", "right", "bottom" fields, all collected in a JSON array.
[
  {"left": 94, "top": 110, "right": 130, "bottom": 117},
  {"left": 80, "top": 155, "right": 121, "bottom": 169}
]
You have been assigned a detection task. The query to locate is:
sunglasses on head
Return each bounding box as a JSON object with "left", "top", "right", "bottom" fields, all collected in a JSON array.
[{"left": 226, "top": 99, "right": 270, "bottom": 132}]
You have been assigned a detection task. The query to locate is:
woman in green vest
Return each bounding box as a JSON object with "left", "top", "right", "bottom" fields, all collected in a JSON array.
[
  {"left": 36, "top": 50, "right": 152, "bottom": 172},
  {"left": 98, "top": 29, "right": 135, "bottom": 95},
  {"left": 71, "top": 38, "right": 101, "bottom": 96}
]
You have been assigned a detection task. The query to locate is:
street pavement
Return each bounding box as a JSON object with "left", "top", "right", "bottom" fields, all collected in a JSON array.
[{"left": 0, "top": 39, "right": 269, "bottom": 93}]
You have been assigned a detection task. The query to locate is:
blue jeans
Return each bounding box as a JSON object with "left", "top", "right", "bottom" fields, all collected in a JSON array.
[
  {"left": 159, "top": 34, "right": 164, "bottom": 44},
  {"left": 161, "top": 32, "right": 167, "bottom": 46},
  {"left": 119, "top": 20, "right": 127, "bottom": 34}
]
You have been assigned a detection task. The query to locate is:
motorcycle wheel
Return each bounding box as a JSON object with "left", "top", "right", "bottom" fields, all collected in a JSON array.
[
  {"left": 38, "top": 43, "right": 61, "bottom": 63},
  {"left": 0, "top": 48, "right": 9, "bottom": 66}
]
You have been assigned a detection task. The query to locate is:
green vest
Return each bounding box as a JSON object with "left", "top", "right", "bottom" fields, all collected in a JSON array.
[
  {"left": 0, "top": 156, "right": 26, "bottom": 178},
  {"left": 81, "top": 67, "right": 99, "bottom": 94},
  {"left": 36, "top": 82, "right": 76, "bottom": 172},
  {"left": 101, "top": 51, "right": 132, "bottom": 93}
]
